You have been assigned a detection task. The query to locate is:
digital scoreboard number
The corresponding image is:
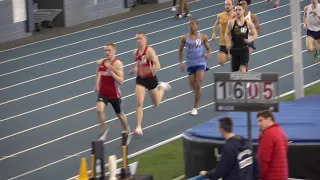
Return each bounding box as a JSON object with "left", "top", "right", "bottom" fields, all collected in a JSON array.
[{"left": 214, "top": 72, "right": 279, "bottom": 112}]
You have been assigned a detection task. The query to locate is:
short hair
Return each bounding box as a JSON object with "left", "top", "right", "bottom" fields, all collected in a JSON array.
[
  {"left": 136, "top": 32, "right": 147, "bottom": 37},
  {"left": 219, "top": 117, "right": 233, "bottom": 133},
  {"left": 235, "top": 2, "right": 245, "bottom": 9},
  {"left": 106, "top": 43, "right": 116, "bottom": 50},
  {"left": 189, "top": 19, "right": 199, "bottom": 25},
  {"left": 257, "top": 110, "right": 275, "bottom": 122},
  {"left": 226, "top": 0, "right": 234, "bottom": 5}
]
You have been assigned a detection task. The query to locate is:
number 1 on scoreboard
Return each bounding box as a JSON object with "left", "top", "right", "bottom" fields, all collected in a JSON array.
[{"left": 216, "top": 81, "right": 229, "bottom": 99}]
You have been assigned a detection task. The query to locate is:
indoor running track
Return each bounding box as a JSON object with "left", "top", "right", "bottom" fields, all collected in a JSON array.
[{"left": 0, "top": 0, "right": 319, "bottom": 179}]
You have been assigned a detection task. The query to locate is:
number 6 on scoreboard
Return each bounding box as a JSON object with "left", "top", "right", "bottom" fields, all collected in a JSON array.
[{"left": 263, "top": 82, "right": 274, "bottom": 99}]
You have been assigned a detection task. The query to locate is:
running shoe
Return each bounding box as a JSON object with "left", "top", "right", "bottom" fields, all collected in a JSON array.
[
  {"left": 98, "top": 127, "right": 109, "bottom": 142},
  {"left": 184, "top": 13, "right": 192, "bottom": 18},
  {"left": 133, "top": 127, "right": 143, "bottom": 136},
  {"left": 175, "top": 14, "right": 183, "bottom": 19},
  {"left": 158, "top": 82, "right": 172, "bottom": 92},
  {"left": 191, "top": 108, "right": 198, "bottom": 116},
  {"left": 171, "top": 7, "right": 177, "bottom": 12}
]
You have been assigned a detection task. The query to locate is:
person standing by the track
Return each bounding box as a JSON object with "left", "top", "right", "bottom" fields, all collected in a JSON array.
[
  {"left": 130, "top": 32, "right": 172, "bottom": 136},
  {"left": 257, "top": 110, "right": 288, "bottom": 180},
  {"left": 211, "top": 0, "right": 235, "bottom": 66},
  {"left": 175, "top": 0, "right": 192, "bottom": 19},
  {"left": 179, "top": 19, "right": 211, "bottom": 116},
  {"left": 303, "top": 0, "right": 320, "bottom": 60},
  {"left": 171, "top": 0, "right": 177, "bottom": 12},
  {"left": 95, "top": 43, "right": 131, "bottom": 144}
]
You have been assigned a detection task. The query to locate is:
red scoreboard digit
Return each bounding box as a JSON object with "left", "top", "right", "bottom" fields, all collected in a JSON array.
[
  {"left": 214, "top": 72, "right": 279, "bottom": 112},
  {"left": 247, "top": 82, "right": 275, "bottom": 100},
  {"left": 263, "top": 82, "right": 274, "bottom": 99},
  {"left": 248, "top": 83, "right": 259, "bottom": 99}
]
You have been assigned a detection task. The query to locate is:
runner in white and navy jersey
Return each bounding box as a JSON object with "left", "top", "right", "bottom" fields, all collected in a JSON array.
[
  {"left": 304, "top": 0, "right": 320, "bottom": 60},
  {"left": 241, "top": 0, "right": 260, "bottom": 59},
  {"left": 179, "top": 19, "right": 211, "bottom": 116},
  {"left": 95, "top": 43, "right": 131, "bottom": 144}
]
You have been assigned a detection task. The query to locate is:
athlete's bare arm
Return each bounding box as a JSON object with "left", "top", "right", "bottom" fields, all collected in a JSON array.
[
  {"left": 179, "top": 35, "right": 187, "bottom": 64},
  {"left": 245, "top": 20, "right": 258, "bottom": 43},
  {"left": 146, "top": 47, "right": 161, "bottom": 71},
  {"left": 212, "top": 14, "right": 220, "bottom": 39},
  {"left": 202, "top": 34, "right": 212, "bottom": 58},
  {"left": 110, "top": 60, "right": 124, "bottom": 84},
  {"left": 129, "top": 50, "right": 138, "bottom": 75},
  {"left": 225, "top": 19, "right": 234, "bottom": 49},
  {"left": 303, "top": 6, "right": 308, "bottom": 30},
  {"left": 95, "top": 60, "right": 103, "bottom": 91},
  {"left": 251, "top": 13, "right": 261, "bottom": 35}
]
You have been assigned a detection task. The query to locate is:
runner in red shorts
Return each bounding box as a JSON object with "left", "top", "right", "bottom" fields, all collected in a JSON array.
[
  {"left": 95, "top": 43, "right": 131, "bottom": 144},
  {"left": 130, "top": 32, "right": 172, "bottom": 136}
]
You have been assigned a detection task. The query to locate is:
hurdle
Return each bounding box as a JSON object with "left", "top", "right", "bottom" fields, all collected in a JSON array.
[{"left": 76, "top": 131, "right": 132, "bottom": 180}]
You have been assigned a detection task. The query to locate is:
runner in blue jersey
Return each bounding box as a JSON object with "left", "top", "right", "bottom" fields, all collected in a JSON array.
[{"left": 179, "top": 19, "right": 211, "bottom": 116}]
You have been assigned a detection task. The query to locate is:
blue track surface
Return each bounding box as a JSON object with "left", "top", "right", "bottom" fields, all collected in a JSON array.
[
  {"left": 0, "top": 0, "right": 319, "bottom": 179},
  {"left": 188, "top": 96, "right": 320, "bottom": 143}
]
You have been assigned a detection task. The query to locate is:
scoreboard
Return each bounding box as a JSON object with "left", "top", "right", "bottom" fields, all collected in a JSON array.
[{"left": 214, "top": 72, "right": 279, "bottom": 112}]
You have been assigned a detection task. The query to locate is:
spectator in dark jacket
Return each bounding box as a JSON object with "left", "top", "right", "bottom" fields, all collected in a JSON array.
[
  {"left": 199, "top": 117, "right": 259, "bottom": 180},
  {"left": 257, "top": 110, "right": 288, "bottom": 180}
]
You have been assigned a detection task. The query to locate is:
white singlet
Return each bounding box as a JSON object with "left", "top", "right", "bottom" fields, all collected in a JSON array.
[
  {"left": 245, "top": 11, "right": 253, "bottom": 38},
  {"left": 306, "top": 4, "right": 320, "bottom": 32}
]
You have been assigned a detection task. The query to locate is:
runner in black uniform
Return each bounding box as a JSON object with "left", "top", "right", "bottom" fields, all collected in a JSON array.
[{"left": 225, "top": 3, "right": 258, "bottom": 72}]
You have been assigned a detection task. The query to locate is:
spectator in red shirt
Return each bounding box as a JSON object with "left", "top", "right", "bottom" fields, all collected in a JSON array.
[{"left": 257, "top": 110, "right": 288, "bottom": 180}]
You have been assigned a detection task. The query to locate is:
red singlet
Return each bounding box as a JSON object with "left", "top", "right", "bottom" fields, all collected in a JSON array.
[
  {"left": 135, "top": 46, "right": 155, "bottom": 78},
  {"left": 98, "top": 59, "right": 121, "bottom": 99}
]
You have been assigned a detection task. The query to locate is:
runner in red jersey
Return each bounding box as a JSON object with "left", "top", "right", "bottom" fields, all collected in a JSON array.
[
  {"left": 95, "top": 43, "right": 131, "bottom": 144},
  {"left": 129, "top": 32, "right": 172, "bottom": 136}
]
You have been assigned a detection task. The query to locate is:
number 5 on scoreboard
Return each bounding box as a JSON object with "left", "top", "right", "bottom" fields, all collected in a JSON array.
[{"left": 262, "top": 82, "right": 274, "bottom": 99}]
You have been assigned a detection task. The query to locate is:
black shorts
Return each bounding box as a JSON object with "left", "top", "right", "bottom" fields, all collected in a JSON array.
[
  {"left": 230, "top": 47, "right": 249, "bottom": 72},
  {"left": 97, "top": 93, "right": 122, "bottom": 114},
  {"left": 219, "top": 45, "right": 229, "bottom": 55},
  {"left": 136, "top": 75, "right": 159, "bottom": 90},
  {"left": 307, "top": 29, "right": 320, "bottom": 40}
]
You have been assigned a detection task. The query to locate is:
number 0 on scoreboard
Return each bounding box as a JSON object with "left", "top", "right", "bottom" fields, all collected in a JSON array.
[{"left": 214, "top": 72, "right": 279, "bottom": 112}]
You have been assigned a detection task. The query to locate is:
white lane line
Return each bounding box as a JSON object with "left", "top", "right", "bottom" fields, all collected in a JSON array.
[
  {"left": 1, "top": 48, "right": 316, "bottom": 162},
  {"left": 7, "top": 72, "right": 320, "bottom": 180},
  {"left": 0, "top": 1, "right": 227, "bottom": 65},
  {"left": 0, "top": 29, "right": 304, "bottom": 124},
  {"left": 67, "top": 78, "right": 320, "bottom": 180},
  {"left": 0, "top": 0, "right": 202, "bottom": 53},
  {"left": 0, "top": 35, "right": 295, "bottom": 142},
  {"left": 0, "top": 9, "right": 302, "bottom": 96},
  {"left": 173, "top": 175, "right": 185, "bottom": 180},
  {"left": 0, "top": 16, "right": 298, "bottom": 106},
  {"left": 0, "top": 0, "right": 288, "bottom": 76},
  {"left": 0, "top": 76, "right": 93, "bottom": 105}
]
